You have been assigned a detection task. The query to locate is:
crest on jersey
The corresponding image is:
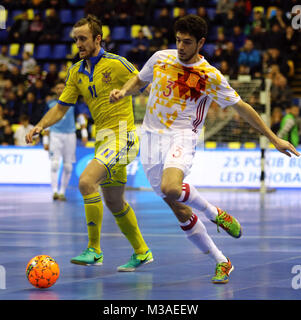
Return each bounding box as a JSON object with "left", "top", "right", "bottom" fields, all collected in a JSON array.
[{"left": 102, "top": 71, "right": 112, "bottom": 83}]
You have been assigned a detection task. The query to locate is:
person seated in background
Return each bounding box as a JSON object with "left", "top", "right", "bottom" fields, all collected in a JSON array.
[
  {"left": 39, "top": 8, "right": 62, "bottom": 43},
  {"left": 7, "top": 11, "right": 30, "bottom": 43},
  {"left": 20, "top": 91, "right": 45, "bottom": 125},
  {"left": 277, "top": 105, "right": 300, "bottom": 147},
  {"left": 270, "top": 73, "right": 293, "bottom": 110},
  {"left": 21, "top": 51, "right": 37, "bottom": 76},
  {"left": 238, "top": 39, "right": 261, "bottom": 76},
  {"left": 28, "top": 12, "right": 44, "bottom": 43},
  {"left": 127, "top": 29, "right": 149, "bottom": 69},
  {"left": 14, "top": 114, "right": 38, "bottom": 146},
  {"left": 271, "top": 107, "right": 283, "bottom": 134}
]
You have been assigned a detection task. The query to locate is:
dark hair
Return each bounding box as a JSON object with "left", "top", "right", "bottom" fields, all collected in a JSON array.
[
  {"left": 73, "top": 14, "right": 103, "bottom": 39},
  {"left": 174, "top": 14, "right": 208, "bottom": 42}
]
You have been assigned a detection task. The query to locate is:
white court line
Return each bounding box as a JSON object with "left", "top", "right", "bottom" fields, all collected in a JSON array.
[{"left": 0, "top": 230, "right": 301, "bottom": 240}]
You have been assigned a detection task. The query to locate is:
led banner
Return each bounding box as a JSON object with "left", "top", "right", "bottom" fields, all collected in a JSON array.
[{"left": 0, "top": 147, "right": 300, "bottom": 188}]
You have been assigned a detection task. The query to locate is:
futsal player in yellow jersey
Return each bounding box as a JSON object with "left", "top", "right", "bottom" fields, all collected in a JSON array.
[{"left": 26, "top": 15, "right": 153, "bottom": 271}]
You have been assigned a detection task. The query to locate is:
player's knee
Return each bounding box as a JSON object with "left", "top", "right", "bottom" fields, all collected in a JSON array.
[
  {"left": 63, "top": 162, "right": 73, "bottom": 174},
  {"left": 161, "top": 184, "right": 182, "bottom": 200},
  {"left": 78, "top": 176, "right": 95, "bottom": 195},
  {"left": 51, "top": 160, "right": 60, "bottom": 172}
]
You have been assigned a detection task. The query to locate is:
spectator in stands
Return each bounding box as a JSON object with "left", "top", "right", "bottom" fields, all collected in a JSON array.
[
  {"left": 114, "top": 0, "right": 133, "bottom": 26},
  {"left": 1, "top": 123, "right": 14, "bottom": 145},
  {"left": 148, "top": 29, "right": 168, "bottom": 57},
  {"left": 153, "top": 7, "right": 173, "bottom": 43},
  {"left": 215, "top": 0, "right": 234, "bottom": 25},
  {"left": 8, "top": 11, "right": 30, "bottom": 43},
  {"left": 0, "top": 105, "right": 11, "bottom": 144},
  {"left": 101, "top": 34, "right": 119, "bottom": 55},
  {"left": 14, "top": 114, "right": 38, "bottom": 146},
  {"left": 6, "top": 65, "right": 25, "bottom": 87},
  {"left": 132, "top": 0, "right": 148, "bottom": 25},
  {"left": 215, "top": 31, "right": 228, "bottom": 51},
  {"left": 21, "top": 51, "right": 37, "bottom": 75},
  {"left": 233, "top": 0, "right": 252, "bottom": 28},
  {"left": 39, "top": 8, "right": 62, "bottom": 43},
  {"left": 284, "top": 26, "right": 299, "bottom": 63},
  {"left": 84, "top": 0, "right": 106, "bottom": 21},
  {"left": 271, "top": 73, "right": 293, "bottom": 110},
  {"left": 28, "top": 12, "right": 44, "bottom": 43},
  {"left": 238, "top": 39, "right": 261, "bottom": 75},
  {"left": 265, "top": 23, "right": 285, "bottom": 50},
  {"left": 220, "top": 41, "right": 239, "bottom": 72},
  {"left": 222, "top": 9, "right": 236, "bottom": 38},
  {"left": 27, "top": 78, "right": 50, "bottom": 105},
  {"left": 127, "top": 29, "right": 149, "bottom": 69},
  {"left": 0, "top": 46, "right": 20, "bottom": 71},
  {"left": 277, "top": 105, "right": 300, "bottom": 147},
  {"left": 271, "top": 106, "right": 283, "bottom": 134},
  {"left": 250, "top": 9, "right": 267, "bottom": 31},
  {"left": 20, "top": 91, "right": 45, "bottom": 125},
  {"left": 4, "top": 91, "right": 21, "bottom": 124},
  {"left": 1, "top": 79, "right": 14, "bottom": 104},
  {"left": 265, "top": 48, "right": 289, "bottom": 77},
  {"left": 44, "top": 63, "right": 59, "bottom": 89},
  {"left": 248, "top": 25, "right": 266, "bottom": 51},
  {"left": 230, "top": 25, "right": 246, "bottom": 50},
  {"left": 269, "top": 7, "right": 289, "bottom": 30},
  {"left": 27, "top": 64, "right": 44, "bottom": 86},
  {"left": 196, "top": 6, "right": 211, "bottom": 31}
]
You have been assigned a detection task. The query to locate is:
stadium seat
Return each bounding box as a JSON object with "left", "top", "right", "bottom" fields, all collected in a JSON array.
[
  {"left": 202, "top": 44, "right": 215, "bottom": 57},
  {"left": 131, "top": 25, "right": 142, "bottom": 38},
  {"left": 62, "top": 26, "right": 73, "bottom": 42},
  {"left": 74, "top": 9, "right": 84, "bottom": 22},
  {"left": 60, "top": 9, "right": 74, "bottom": 24},
  {"left": 111, "top": 26, "right": 131, "bottom": 41},
  {"left": 34, "top": 44, "right": 51, "bottom": 59},
  {"left": 52, "top": 44, "right": 68, "bottom": 59},
  {"left": 119, "top": 44, "right": 132, "bottom": 58},
  {"left": 102, "top": 25, "right": 110, "bottom": 40},
  {"left": 0, "top": 8, "right": 7, "bottom": 28},
  {"left": 9, "top": 43, "right": 20, "bottom": 57},
  {"left": 206, "top": 8, "right": 216, "bottom": 20}
]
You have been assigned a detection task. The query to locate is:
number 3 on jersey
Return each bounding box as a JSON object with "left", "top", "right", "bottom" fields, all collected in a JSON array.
[{"left": 88, "top": 85, "right": 98, "bottom": 98}]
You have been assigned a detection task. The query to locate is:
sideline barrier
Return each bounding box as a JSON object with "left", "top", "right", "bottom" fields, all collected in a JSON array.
[{"left": 0, "top": 146, "right": 300, "bottom": 188}]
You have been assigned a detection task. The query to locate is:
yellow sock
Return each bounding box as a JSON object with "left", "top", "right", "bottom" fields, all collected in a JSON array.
[
  {"left": 83, "top": 192, "right": 103, "bottom": 254},
  {"left": 113, "top": 203, "right": 149, "bottom": 254}
]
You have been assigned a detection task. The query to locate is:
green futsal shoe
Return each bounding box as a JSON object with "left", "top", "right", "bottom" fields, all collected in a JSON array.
[
  {"left": 70, "top": 248, "right": 103, "bottom": 266},
  {"left": 212, "top": 207, "right": 242, "bottom": 239},
  {"left": 211, "top": 258, "right": 234, "bottom": 284},
  {"left": 117, "top": 250, "right": 154, "bottom": 272}
]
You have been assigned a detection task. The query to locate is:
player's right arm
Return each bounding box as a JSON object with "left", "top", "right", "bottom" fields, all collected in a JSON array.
[
  {"left": 25, "top": 103, "right": 69, "bottom": 144},
  {"left": 109, "top": 75, "right": 149, "bottom": 103}
]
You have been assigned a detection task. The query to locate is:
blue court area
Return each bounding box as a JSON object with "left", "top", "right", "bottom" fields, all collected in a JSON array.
[{"left": 0, "top": 185, "right": 301, "bottom": 300}]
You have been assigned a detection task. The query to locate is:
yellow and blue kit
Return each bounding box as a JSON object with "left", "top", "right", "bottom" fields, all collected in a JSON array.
[{"left": 58, "top": 48, "right": 139, "bottom": 186}]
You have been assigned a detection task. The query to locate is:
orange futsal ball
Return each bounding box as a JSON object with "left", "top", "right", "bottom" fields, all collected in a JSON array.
[{"left": 26, "top": 255, "right": 60, "bottom": 289}]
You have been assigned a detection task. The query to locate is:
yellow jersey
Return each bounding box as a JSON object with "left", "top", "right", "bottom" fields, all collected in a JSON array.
[{"left": 58, "top": 48, "right": 138, "bottom": 133}]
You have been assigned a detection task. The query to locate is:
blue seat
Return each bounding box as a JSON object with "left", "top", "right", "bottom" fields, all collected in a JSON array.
[
  {"left": 75, "top": 9, "right": 84, "bottom": 22},
  {"left": 59, "top": 9, "right": 74, "bottom": 24},
  {"left": 111, "top": 26, "right": 131, "bottom": 41},
  {"left": 202, "top": 44, "right": 216, "bottom": 57},
  {"left": 34, "top": 44, "right": 51, "bottom": 59},
  {"left": 62, "top": 26, "right": 73, "bottom": 42},
  {"left": 206, "top": 8, "right": 216, "bottom": 20},
  {"left": 52, "top": 44, "right": 68, "bottom": 59},
  {"left": 118, "top": 44, "right": 132, "bottom": 58}
]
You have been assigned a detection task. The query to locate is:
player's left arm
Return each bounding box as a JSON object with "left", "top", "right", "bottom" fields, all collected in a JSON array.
[{"left": 231, "top": 99, "right": 300, "bottom": 157}]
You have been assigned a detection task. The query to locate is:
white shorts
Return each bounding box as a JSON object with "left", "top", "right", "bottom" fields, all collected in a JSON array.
[
  {"left": 49, "top": 131, "right": 76, "bottom": 163},
  {"left": 140, "top": 129, "right": 198, "bottom": 197}
]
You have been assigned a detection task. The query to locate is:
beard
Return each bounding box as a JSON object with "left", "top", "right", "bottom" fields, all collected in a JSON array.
[{"left": 178, "top": 46, "right": 200, "bottom": 63}]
